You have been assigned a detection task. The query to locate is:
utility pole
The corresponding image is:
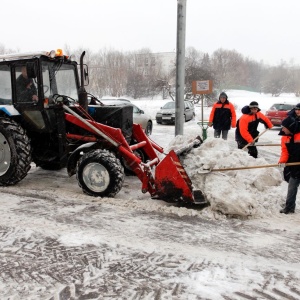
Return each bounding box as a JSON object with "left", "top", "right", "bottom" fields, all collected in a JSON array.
[{"left": 175, "top": 0, "right": 186, "bottom": 136}]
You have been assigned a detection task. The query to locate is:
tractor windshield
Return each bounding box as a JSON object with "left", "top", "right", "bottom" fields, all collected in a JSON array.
[{"left": 41, "top": 61, "right": 78, "bottom": 101}]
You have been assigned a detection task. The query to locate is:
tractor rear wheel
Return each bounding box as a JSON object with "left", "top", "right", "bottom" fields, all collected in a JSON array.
[
  {"left": 0, "top": 118, "right": 32, "bottom": 185},
  {"left": 76, "top": 149, "right": 124, "bottom": 197}
]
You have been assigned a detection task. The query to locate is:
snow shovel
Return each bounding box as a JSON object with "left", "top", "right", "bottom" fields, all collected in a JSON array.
[
  {"left": 242, "top": 128, "right": 269, "bottom": 150},
  {"left": 255, "top": 143, "right": 280, "bottom": 147},
  {"left": 200, "top": 162, "right": 300, "bottom": 174}
]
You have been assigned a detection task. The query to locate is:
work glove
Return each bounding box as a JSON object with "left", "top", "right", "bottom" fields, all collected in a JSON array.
[{"left": 208, "top": 122, "right": 213, "bottom": 127}]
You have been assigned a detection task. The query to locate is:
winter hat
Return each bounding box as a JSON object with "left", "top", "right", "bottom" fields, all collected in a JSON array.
[
  {"left": 219, "top": 92, "right": 228, "bottom": 100},
  {"left": 294, "top": 103, "right": 300, "bottom": 109},
  {"left": 278, "top": 117, "right": 297, "bottom": 135},
  {"left": 241, "top": 105, "right": 251, "bottom": 114},
  {"left": 249, "top": 101, "right": 259, "bottom": 108}
]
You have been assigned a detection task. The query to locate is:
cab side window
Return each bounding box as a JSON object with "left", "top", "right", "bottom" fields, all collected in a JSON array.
[
  {"left": 0, "top": 65, "right": 12, "bottom": 105},
  {"left": 15, "top": 65, "right": 38, "bottom": 103}
]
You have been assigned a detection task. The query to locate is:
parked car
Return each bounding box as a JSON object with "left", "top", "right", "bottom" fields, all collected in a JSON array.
[
  {"left": 156, "top": 101, "right": 195, "bottom": 124},
  {"left": 101, "top": 97, "right": 131, "bottom": 103},
  {"left": 100, "top": 99, "right": 153, "bottom": 135},
  {"left": 265, "top": 103, "right": 295, "bottom": 126}
]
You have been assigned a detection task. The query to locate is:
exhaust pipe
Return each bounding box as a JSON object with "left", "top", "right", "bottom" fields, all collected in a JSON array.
[{"left": 78, "top": 51, "right": 88, "bottom": 111}]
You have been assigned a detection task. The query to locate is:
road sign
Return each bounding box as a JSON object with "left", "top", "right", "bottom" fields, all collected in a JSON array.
[{"left": 192, "top": 80, "right": 213, "bottom": 94}]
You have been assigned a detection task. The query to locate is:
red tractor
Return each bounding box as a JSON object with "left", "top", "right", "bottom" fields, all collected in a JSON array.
[{"left": 0, "top": 49, "right": 206, "bottom": 204}]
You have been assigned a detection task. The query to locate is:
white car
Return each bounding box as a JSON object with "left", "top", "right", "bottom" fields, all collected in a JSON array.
[
  {"left": 156, "top": 100, "right": 195, "bottom": 124},
  {"left": 100, "top": 99, "right": 153, "bottom": 136}
]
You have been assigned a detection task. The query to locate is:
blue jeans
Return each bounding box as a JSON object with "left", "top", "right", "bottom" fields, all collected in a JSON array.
[{"left": 285, "top": 176, "right": 300, "bottom": 211}]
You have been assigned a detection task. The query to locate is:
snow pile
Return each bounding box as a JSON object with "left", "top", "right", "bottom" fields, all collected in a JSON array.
[{"left": 168, "top": 136, "right": 287, "bottom": 218}]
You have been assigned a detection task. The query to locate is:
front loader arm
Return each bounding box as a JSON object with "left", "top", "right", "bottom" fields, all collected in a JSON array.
[
  {"left": 63, "top": 104, "right": 206, "bottom": 204},
  {"left": 63, "top": 104, "right": 157, "bottom": 194}
]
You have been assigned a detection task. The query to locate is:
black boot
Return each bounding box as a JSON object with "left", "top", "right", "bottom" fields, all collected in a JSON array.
[{"left": 280, "top": 207, "right": 295, "bottom": 214}]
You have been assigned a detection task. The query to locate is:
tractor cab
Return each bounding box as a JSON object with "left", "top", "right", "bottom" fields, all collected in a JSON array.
[
  {"left": 0, "top": 49, "right": 81, "bottom": 132},
  {"left": 0, "top": 50, "right": 87, "bottom": 169}
]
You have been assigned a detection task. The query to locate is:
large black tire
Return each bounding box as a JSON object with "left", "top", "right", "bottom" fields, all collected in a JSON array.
[
  {"left": 76, "top": 149, "right": 124, "bottom": 197},
  {"left": 0, "top": 118, "right": 32, "bottom": 185}
]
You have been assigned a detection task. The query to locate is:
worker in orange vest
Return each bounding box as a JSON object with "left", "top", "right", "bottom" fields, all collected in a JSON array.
[
  {"left": 235, "top": 101, "right": 273, "bottom": 158},
  {"left": 208, "top": 92, "right": 236, "bottom": 140}
]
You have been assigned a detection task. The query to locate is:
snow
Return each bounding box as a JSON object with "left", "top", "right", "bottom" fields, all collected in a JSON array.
[{"left": 1, "top": 90, "right": 300, "bottom": 299}]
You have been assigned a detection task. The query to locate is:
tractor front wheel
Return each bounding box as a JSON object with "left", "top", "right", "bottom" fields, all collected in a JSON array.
[
  {"left": 0, "top": 118, "right": 32, "bottom": 185},
  {"left": 76, "top": 149, "right": 124, "bottom": 197}
]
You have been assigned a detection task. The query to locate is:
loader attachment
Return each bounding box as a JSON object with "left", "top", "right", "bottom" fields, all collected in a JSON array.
[
  {"left": 175, "top": 135, "right": 203, "bottom": 157},
  {"left": 154, "top": 150, "right": 207, "bottom": 204},
  {"left": 64, "top": 103, "right": 206, "bottom": 205}
]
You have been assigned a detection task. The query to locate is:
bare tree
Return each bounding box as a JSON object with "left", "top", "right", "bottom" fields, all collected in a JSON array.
[
  {"left": 86, "top": 48, "right": 130, "bottom": 97},
  {"left": 262, "top": 63, "right": 290, "bottom": 96},
  {"left": 126, "top": 49, "right": 165, "bottom": 99},
  {"left": 244, "top": 58, "right": 264, "bottom": 92},
  {"left": 35, "top": 46, "right": 298, "bottom": 99},
  {"left": 211, "top": 48, "right": 246, "bottom": 91},
  {"left": 286, "top": 67, "right": 300, "bottom": 97},
  {"left": 185, "top": 47, "right": 204, "bottom": 90}
]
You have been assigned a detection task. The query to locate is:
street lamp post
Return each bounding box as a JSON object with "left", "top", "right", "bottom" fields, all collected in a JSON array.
[{"left": 175, "top": 0, "right": 187, "bottom": 136}]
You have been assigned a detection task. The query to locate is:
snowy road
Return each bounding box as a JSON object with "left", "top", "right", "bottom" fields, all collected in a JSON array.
[
  {"left": 1, "top": 119, "right": 300, "bottom": 299},
  {"left": 1, "top": 175, "right": 300, "bottom": 299}
]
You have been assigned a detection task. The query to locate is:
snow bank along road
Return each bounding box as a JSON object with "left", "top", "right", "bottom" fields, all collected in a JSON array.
[{"left": 0, "top": 121, "right": 300, "bottom": 299}]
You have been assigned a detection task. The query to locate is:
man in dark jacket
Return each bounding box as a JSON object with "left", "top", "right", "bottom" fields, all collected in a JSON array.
[
  {"left": 278, "top": 104, "right": 300, "bottom": 214},
  {"left": 208, "top": 92, "right": 236, "bottom": 140},
  {"left": 235, "top": 101, "right": 273, "bottom": 158},
  {"left": 16, "top": 66, "right": 38, "bottom": 102}
]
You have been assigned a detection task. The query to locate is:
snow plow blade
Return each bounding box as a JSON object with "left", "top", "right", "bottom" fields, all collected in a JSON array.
[{"left": 154, "top": 150, "right": 207, "bottom": 204}]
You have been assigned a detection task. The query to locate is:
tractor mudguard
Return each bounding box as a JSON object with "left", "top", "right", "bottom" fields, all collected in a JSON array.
[
  {"left": 0, "top": 105, "right": 20, "bottom": 117},
  {"left": 67, "top": 142, "right": 97, "bottom": 176}
]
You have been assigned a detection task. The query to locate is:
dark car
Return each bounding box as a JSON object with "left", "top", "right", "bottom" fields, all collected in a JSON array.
[
  {"left": 265, "top": 103, "right": 295, "bottom": 126},
  {"left": 156, "top": 101, "right": 195, "bottom": 124}
]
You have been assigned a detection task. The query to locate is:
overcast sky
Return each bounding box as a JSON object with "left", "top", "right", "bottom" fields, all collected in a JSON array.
[{"left": 2, "top": 0, "right": 299, "bottom": 65}]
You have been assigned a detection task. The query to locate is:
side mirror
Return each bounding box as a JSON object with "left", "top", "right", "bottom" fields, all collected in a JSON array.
[
  {"left": 26, "top": 62, "right": 37, "bottom": 78},
  {"left": 140, "top": 109, "right": 144, "bottom": 114}
]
